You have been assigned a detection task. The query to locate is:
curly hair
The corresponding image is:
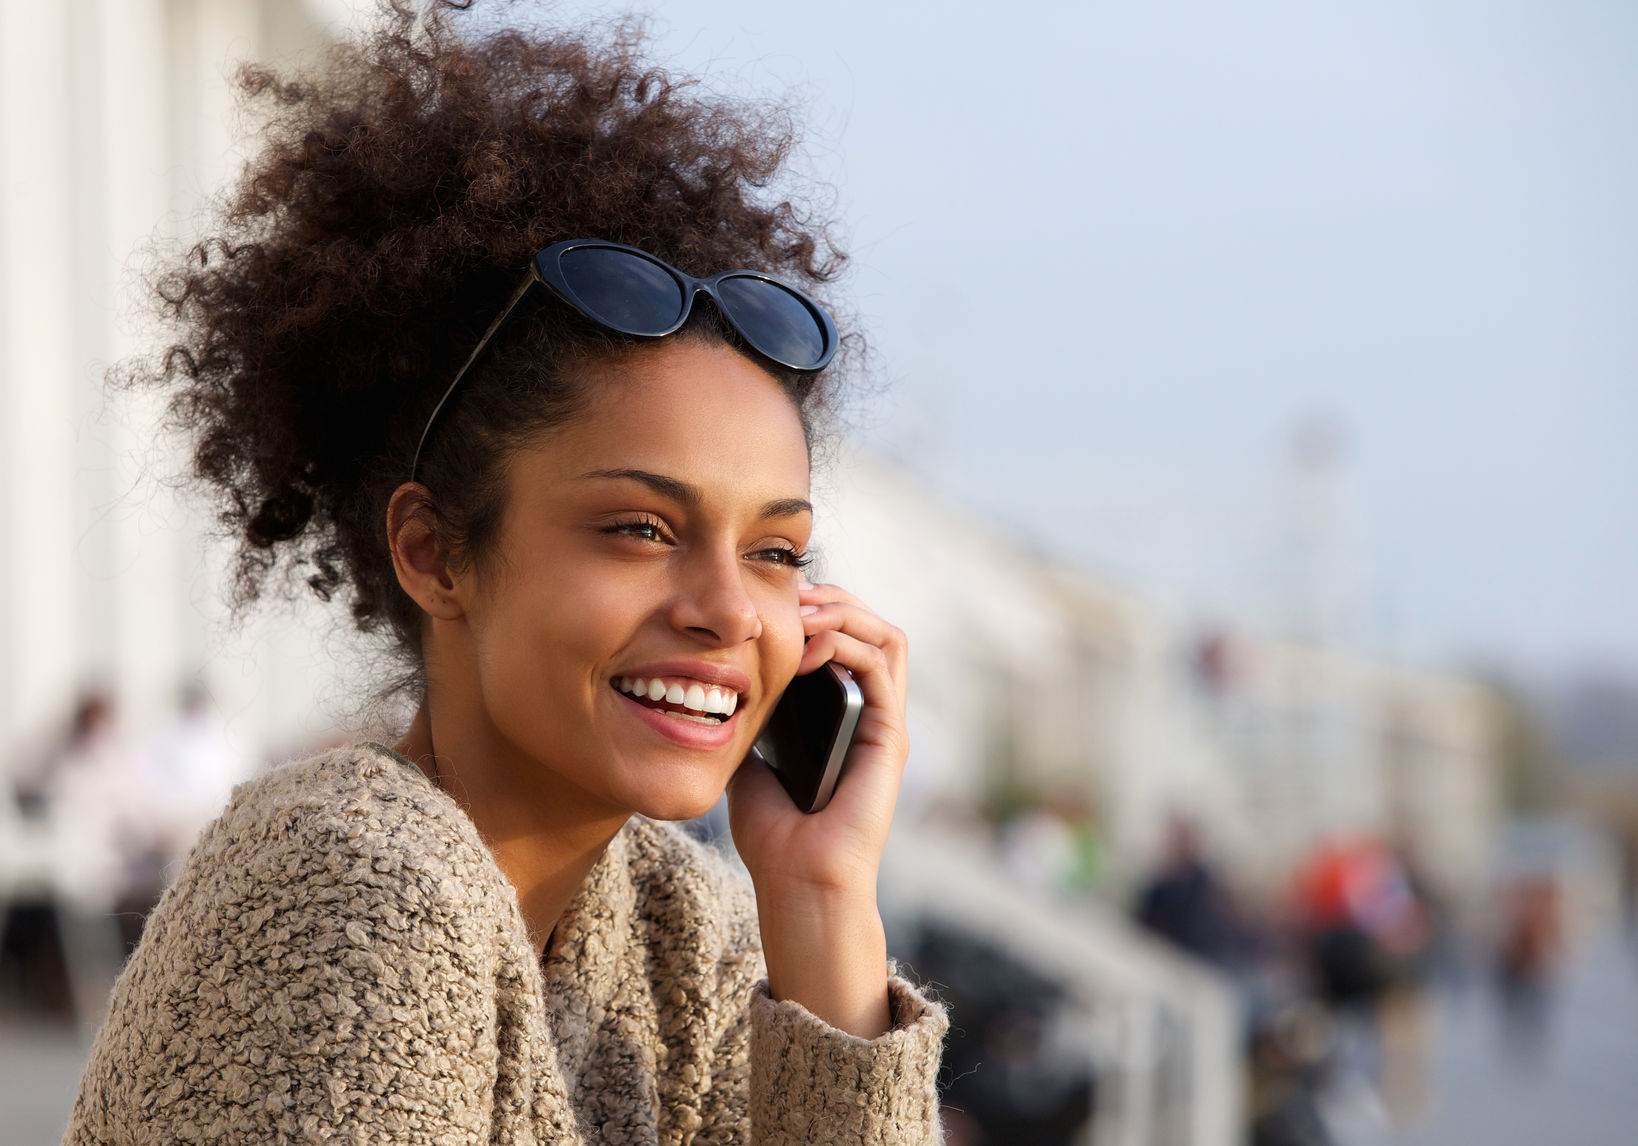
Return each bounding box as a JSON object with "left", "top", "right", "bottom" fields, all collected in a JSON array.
[{"left": 113, "top": 0, "right": 860, "bottom": 714}]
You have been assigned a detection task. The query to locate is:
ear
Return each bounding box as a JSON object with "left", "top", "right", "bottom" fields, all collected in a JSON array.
[{"left": 386, "top": 483, "right": 465, "bottom": 620}]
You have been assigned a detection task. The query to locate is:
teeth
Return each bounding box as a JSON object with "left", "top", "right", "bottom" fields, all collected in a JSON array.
[{"left": 617, "top": 674, "right": 742, "bottom": 718}]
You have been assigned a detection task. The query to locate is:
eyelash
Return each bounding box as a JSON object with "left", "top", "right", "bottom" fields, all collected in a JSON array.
[{"left": 601, "top": 516, "right": 814, "bottom": 570}]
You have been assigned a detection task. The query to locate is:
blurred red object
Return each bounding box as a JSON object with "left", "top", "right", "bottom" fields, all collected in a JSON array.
[{"left": 1294, "top": 836, "right": 1427, "bottom": 954}]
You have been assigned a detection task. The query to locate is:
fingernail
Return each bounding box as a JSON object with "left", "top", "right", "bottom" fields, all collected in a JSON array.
[{"left": 799, "top": 604, "right": 819, "bottom": 616}]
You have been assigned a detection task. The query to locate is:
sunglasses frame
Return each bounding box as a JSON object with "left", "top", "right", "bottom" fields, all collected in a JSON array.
[{"left": 410, "top": 237, "right": 839, "bottom": 484}]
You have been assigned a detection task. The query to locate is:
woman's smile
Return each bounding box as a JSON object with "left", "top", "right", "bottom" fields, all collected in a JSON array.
[
  {"left": 606, "top": 658, "right": 756, "bottom": 750},
  {"left": 609, "top": 678, "right": 743, "bottom": 749}
]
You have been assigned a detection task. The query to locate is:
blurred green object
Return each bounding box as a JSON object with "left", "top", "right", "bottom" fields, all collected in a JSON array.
[{"left": 1066, "top": 820, "right": 1104, "bottom": 892}]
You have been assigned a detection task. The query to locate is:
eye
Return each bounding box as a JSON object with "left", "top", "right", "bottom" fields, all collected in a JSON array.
[
  {"left": 600, "top": 515, "right": 672, "bottom": 544},
  {"left": 754, "top": 547, "right": 813, "bottom": 570},
  {"left": 600, "top": 516, "right": 810, "bottom": 570}
]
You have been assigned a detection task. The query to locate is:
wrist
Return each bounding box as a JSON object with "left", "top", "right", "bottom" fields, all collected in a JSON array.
[
  {"left": 754, "top": 888, "right": 891, "bottom": 1038},
  {"left": 753, "top": 874, "right": 879, "bottom": 917}
]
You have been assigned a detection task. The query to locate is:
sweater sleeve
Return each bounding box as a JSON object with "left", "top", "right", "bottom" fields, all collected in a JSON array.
[
  {"left": 695, "top": 885, "right": 950, "bottom": 1145},
  {"left": 61, "top": 798, "right": 501, "bottom": 1145}
]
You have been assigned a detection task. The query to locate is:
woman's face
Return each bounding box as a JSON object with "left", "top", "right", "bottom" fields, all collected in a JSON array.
[{"left": 457, "top": 337, "right": 812, "bottom": 820}]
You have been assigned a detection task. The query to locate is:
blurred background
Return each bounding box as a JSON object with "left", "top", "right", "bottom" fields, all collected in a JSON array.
[{"left": 2, "top": 1, "right": 1635, "bottom": 1143}]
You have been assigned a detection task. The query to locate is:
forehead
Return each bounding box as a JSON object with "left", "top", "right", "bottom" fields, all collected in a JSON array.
[{"left": 511, "top": 338, "right": 812, "bottom": 505}]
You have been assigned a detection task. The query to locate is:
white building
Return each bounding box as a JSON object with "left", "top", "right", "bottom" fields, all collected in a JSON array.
[
  {"left": 814, "top": 444, "right": 1502, "bottom": 907},
  {"left": 0, "top": 2, "right": 382, "bottom": 779}
]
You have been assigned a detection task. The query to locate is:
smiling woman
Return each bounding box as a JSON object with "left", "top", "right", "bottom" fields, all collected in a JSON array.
[{"left": 62, "top": 0, "right": 948, "bottom": 1143}]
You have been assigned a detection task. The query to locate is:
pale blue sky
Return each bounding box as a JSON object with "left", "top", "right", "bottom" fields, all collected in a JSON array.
[{"left": 533, "top": 1, "right": 1638, "bottom": 675}]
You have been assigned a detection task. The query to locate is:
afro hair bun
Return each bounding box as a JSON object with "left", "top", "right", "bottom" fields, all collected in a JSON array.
[{"left": 115, "top": 0, "right": 858, "bottom": 708}]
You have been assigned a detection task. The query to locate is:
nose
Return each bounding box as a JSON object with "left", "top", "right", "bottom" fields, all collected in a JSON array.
[{"left": 667, "top": 544, "right": 763, "bottom": 646}]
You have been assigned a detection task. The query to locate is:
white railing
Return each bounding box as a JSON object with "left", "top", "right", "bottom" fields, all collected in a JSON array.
[{"left": 879, "top": 824, "right": 1243, "bottom": 1146}]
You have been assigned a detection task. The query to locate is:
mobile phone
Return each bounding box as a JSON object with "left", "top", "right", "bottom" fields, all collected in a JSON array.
[{"left": 747, "top": 660, "right": 863, "bottom": 813}]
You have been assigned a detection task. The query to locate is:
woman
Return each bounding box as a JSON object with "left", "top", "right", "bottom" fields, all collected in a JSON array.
[{"left": 62, "top": 2, "right": 949, "bottom": 1142}]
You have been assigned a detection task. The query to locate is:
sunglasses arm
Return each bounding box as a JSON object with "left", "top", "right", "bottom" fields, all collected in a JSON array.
[{"left": 409, "top": 270, "right": 539, "bottom": 484}]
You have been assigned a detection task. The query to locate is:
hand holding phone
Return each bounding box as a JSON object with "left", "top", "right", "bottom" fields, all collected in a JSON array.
[
  {"left": 727, "top": 576, "right": 911, "bottom": 905},
  {"left": 725, "top": 579, "right": 911, "bottom": 1039}
]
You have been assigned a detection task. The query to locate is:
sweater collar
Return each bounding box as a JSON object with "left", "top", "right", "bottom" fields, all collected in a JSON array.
[
  {"left": 537, "top": 806, "right": 637, "bottom": 1074},
  {"left": 357, "top": 740, "right": 637, "bottom": 1077}
]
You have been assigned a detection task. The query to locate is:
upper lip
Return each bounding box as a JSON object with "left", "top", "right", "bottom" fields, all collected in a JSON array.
[{"left": 615, "top": 660, "right": 752, "bottom": 697}]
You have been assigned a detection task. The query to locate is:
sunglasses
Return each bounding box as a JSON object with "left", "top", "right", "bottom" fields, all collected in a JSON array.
[{"left": 410, "top": 238, "right": 840, "bottom": 483}]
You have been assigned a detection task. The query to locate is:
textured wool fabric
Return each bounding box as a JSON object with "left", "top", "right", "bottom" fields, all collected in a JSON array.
[{"left": 61, "top": 740, "right": 950, "bottom": 1144}]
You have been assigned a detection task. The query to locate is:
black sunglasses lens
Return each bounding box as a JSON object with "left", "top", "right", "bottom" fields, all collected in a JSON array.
[
  {"left": 558, "top": 247, "right": 685, "bottom": 334},
  {"left": 715, "top": 276, "right": 829, "bottom": 368}
]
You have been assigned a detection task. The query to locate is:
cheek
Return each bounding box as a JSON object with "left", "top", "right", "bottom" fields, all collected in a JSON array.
[
  {"left": 763, "top": 606, "right": 807, "bottom": 684},
  {"left": 480, "top": 568, "right": 641, "bottom": 692}
]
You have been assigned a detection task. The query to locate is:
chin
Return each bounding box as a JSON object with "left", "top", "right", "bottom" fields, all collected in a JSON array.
[
  {"left": 638, "top": 785, "right": 728, "bottom": 824},
  {"left": 622, "top": 768, "right": 731, "bottom": 823}
]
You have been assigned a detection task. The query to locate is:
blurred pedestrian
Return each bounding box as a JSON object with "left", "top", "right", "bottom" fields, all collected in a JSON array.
[
  {"left": 1376, "top": 839, "right": 1442, "bottom": 1127},
  {"left": 1293, "top": 836, "right": 1429, "bottom": 1113},
  {"left": 36, "top": 688, "right": 150, "bottom": 914},
  {"left": 1132, "top": 813, "right": 1245, "bottom": 973},
  {"left": 1, "top": 688, "right": 129, "bottom": 1020},
  {"left": 1492, "top": 873, "right": 1563, "bottom": 1069}
]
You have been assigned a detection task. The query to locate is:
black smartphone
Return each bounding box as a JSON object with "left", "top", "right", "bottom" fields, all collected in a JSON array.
[{"left": 747, "top": 660, "right": 863, "bottom": 813}]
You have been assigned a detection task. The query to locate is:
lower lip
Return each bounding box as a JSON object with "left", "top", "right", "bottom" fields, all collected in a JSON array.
[{"left": 612, "top": 685, "right": 739, "bottom": 749}]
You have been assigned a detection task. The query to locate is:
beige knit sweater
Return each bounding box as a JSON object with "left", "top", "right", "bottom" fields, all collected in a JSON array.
[{"left": 61, "top": 740, "right": 950, "bottom": 1144}]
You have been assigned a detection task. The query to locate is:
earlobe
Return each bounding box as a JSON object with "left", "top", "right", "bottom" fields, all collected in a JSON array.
[{"left": 425, "top": 588, "right": 464, "bottom": 620}]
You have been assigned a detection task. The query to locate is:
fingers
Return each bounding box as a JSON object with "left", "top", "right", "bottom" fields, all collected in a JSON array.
[
  {"left": 789, "top": 581, "right": 912, "bottom": 828},
  {"left": 796, "top": 578, "right": 909, "bottom": 748},
  {"left": 800, "top": 604, "right": 906, "bottom": 675},
  {"left": 798, "top": 582, "right": 908, "bottom": 686},
  {"left": 797, "top": 624, "right": 890, "bottom": 676},
  {"left": 798, "top": 578, "right": 868, "bottom": 608},
  {"left": 796, "top": 628, "right": 902, "bottom": 735}
]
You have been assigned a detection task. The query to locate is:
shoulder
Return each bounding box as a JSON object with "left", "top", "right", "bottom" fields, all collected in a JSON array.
[
  {"left": 221, "top": 740, "right": 492, "bottom": 860},
  {"left": 618, "top": 815, "right": 761, "bottom": 962},
  {"left": 95, "top": 740, "right": 512, "bottom": 1044},
  {"left": 64, "top": 743, "right": 512, "bottom": 1141},
  {"left": 159, "top": 741, "right": 511, "bottom": 950},
  {"left": 222, "top": 739, "right": 456, "bottom": 834}
]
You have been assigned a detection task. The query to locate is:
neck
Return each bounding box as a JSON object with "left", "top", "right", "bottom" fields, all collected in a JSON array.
[{"left": 393, "top": 701, "right": 628, "bottom": 958}]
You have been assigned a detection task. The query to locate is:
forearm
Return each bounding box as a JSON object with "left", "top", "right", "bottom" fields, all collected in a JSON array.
[{"left": 753, "top": 883, "right": 891, "bottom": 1039}]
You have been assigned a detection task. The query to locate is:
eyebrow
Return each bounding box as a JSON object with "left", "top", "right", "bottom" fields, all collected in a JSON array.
[{"left": 575, "top": 467, "right": 813, "bottom": 520}]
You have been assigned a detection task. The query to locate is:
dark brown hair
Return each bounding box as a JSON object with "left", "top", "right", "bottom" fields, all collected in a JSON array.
[{"left": 114, "top": 0, "right": 860, "bottom": 713}]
